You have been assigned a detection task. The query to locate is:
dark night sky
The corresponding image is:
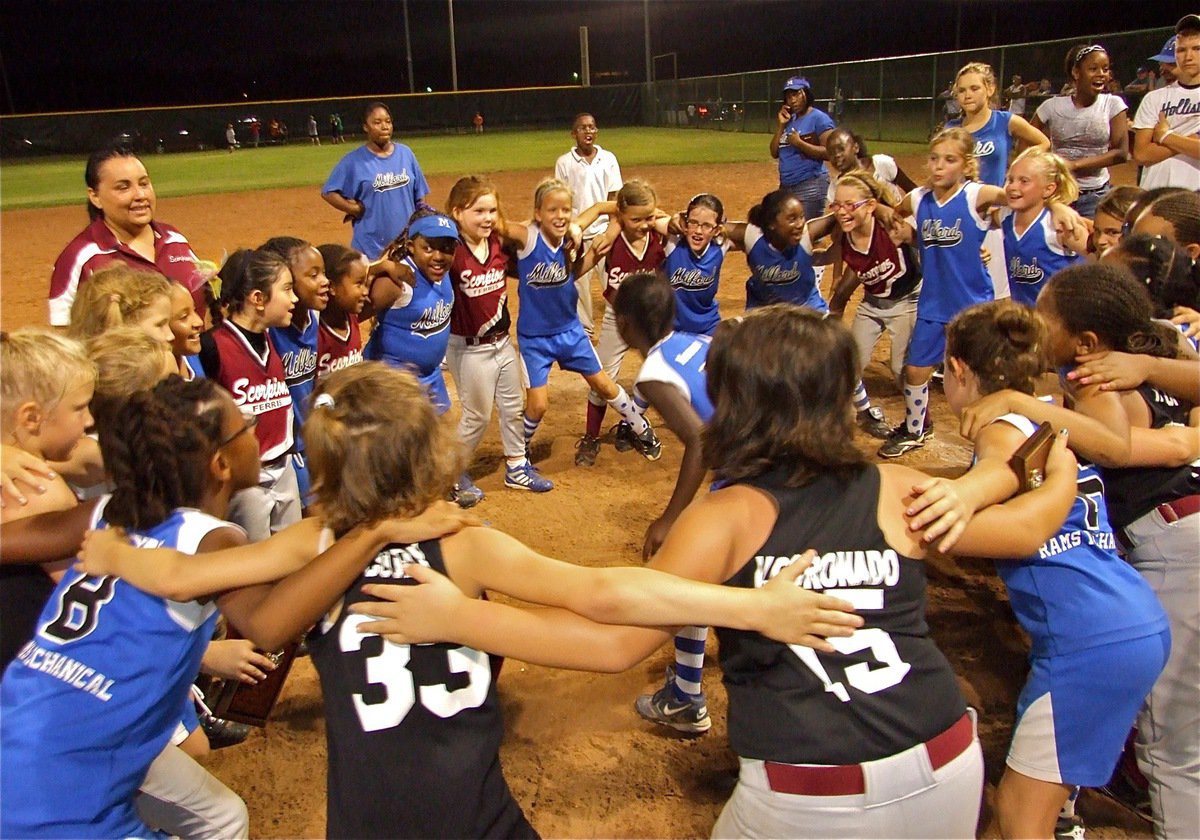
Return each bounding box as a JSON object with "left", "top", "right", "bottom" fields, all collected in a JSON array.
[{"left": 0, "top": 0, "right": 1188, "bottom": 114}]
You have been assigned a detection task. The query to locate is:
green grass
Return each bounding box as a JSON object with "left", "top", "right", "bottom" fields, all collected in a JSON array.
[{"left": 0, "top": 128, "right": 929, "bottom": 211}]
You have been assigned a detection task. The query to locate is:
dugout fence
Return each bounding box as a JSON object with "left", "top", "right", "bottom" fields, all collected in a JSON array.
[{"left": 651, "top": 27, "right": 1173, "bottom": 144}]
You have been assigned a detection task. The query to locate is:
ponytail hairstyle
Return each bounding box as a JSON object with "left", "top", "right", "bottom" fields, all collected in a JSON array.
[
  {"left": 67, "top": 265, "right": 173, "bottom": 342},
  {"left": 616, "top": 178, "right": 657, "bottom": 212},
  {"left": 304, "top": 363, "right": 460, "bottom": 535},
  {"left": 317, "top": 243, "right": 367, "bottom": 288},
  {"left": 945, "top": 301, "right": 1048, "bottom": 396},
  {"left": 1109, "top": 234, "right": 1200, "bottom": 314},
  {"left": 86, "top": 327, "right": 175, "bottom": 431},
  {"left": 1065, "top": 43, "right": 1108, "bottom": 79},
  {"left": 836, "top": 169, "right": 897, "bottom": 208},
  {"left": 1, "top": 329, "right": 94, "bottom": 419},
  {"left": 612, "top": 272, "right": 676, "bottom": 347},
  {"left": 1142, "top": 191, "right": 1200, "bottom": 252},
  {"left": 955, "top": 61, "right": 998, "bottom": 104},
  {"left": 1042, "top": 262, "right": 1181, "bottom": 360},
  {"left": 704, "top": 305, "right": 864, "bottom": 487},
  {"left": 927, "top": 127, "right": 980, "bottom": 183},
  {"left": 1010, "top": 147, "right": 1080, "bottom": 206},
  {"left": 84, "top": 142, "right": 141, "bottom": 222},
  {"left": 533, "top": 176, "right": 572, "bottom": 211},
  {"left": 100, "top": 376, "right": 227, "bottom": 531},
  {"left": 748, "top": 188, "right": 801, "bottom": 241},
  {"left": 214, "top": 248, "right": 289, "bottom": 323}
]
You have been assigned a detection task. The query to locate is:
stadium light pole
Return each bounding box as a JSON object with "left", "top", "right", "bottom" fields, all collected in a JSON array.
[
  {"left": 448, "top": 0, "right": 459, "bottom": 91},
  {"left": 403, "top": 0, "right": 415, "bottom": 93},
  {"left": 643, "top": 0, "right": 652, "bottom": 84}
]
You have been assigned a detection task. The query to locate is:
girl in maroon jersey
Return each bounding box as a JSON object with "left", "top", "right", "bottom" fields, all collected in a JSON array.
[{"left": 315, "top": 244, "right": 368, "bottom": 381}]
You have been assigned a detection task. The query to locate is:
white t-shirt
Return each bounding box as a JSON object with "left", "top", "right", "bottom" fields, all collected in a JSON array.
[
  {"left": 1034, "top": 93, "right": 1127, "bottom": 190},
  {"left": 1007, "top": 85, "right": 1027, "bottom": 116},
  {"left": 554, "top": 144, "right": 623, "bottom": 239},
  {"left": 826, "top": 154, "right": 903, "bottom": 206},
  {"left": 1132, "top": 82, "right": 1200, "bottom": 190}
]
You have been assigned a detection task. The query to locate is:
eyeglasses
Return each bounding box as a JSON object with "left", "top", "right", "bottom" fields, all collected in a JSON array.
[
  {"left": 218, "top": 411, "right": 259, "bottom": 447},
  {"left": 685, "top": 219, "right": 717, "bottom": 232},
  {"left": 828, "top": 199, "right": 871, "bottom": 213}
]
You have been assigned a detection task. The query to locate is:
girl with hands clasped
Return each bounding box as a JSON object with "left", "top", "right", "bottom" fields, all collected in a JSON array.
[
  {"left": 907, "top": 299, "right": 1170, "bottom": 839},
  {"left": 356, "top": 306, "right": 1081, "bottom": 840}
]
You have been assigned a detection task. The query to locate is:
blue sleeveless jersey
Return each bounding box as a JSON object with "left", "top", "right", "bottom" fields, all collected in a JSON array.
[
  {"left": 664, "top": 236, "right": 725, "bottom": 335},
  {"left": 364, "top": 257, "right": 454, "bottom": 376},
  {"left": 635, "top": 331, "right": 714, "bottom": 422},
  {"left": 515, "top": 224, "right": 577, "bottom": 337},
  {"left": 911, "top": 183, "right": 993, "bottom": 322},
  {"left": 270, "top": 309, "right": 320, "bottom": 431},
  {"left": 0, "top": 502, "right": 230, "bottom": 838},
  {"left": 947, "top": 110, "right": 1014, "bottom": 186},
  {"left": 182, "top": 354, "right": 205, "bottom": 380},
  {"left": 991, "top": 415, "right": 1169, "bottom": 659},
  {"left": 1001, "top": 208, "right": 1082, "bottom": 307},
  {"left": 743, "top": 224, "right": 827, "bottom": 311}
]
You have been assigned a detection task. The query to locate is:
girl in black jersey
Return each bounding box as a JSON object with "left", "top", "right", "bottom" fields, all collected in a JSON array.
[{"left": 357, "top": 307, "right": 1081, "bottom": 839}]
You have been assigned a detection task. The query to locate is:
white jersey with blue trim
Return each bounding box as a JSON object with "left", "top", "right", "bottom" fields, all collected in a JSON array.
[
  {"left": 663, "top": 236, "right": 729, "bottom": 335},
  {"left": 0, "top": 500, "right": 236, "bottom": 839},
  {"left": 635, "top": 331, "right": 714, "bottom": 422},
  {"left": 515, "top": 224, "right": 577, "bottom": 337},
  {"left": 1001, "top": 208, "right": 1082, "bottom": 307},
  {"left": 909, "top": 183, "right": 992, "bottom": 322},
  {"left": 364, "top": 257, "right": 454, "bottom": 376},
  {"left": 743, "top": 224, "right": 826, "bottom": 311}
]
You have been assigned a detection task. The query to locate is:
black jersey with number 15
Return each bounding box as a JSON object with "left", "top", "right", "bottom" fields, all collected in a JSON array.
[{"left": 715, "top": 464, "right": 966, "bottom": 766}]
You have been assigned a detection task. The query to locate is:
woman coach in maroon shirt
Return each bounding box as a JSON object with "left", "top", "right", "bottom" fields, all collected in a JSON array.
[{"left": 48, "top": 143, "right": 206, "bottom": 326}]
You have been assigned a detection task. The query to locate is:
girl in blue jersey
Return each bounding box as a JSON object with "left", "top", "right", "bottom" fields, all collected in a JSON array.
[
  {"left": 663, "top": 193, "right": 731, "bottom": 336},
  {"left": 910, "top": 298, "right": 1170, "bottom": 838},
  {"left": 263, "top": 236, "right": 330, "bottom": 501},
  {"left": 1000, "top": 148, "right": 1088, "bottom": 307},
  {"left": 365, "top": 210, "right": 457, "bottom": 414}
]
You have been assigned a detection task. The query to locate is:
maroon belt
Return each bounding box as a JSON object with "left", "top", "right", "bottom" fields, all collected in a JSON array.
[
  {"left": 763, "top": 712, "right": 974, "bottom": 797},
  {"left": 1120, "top": 495, "right": 1200, "bottom": 550},
  {"left": 463, "top": 332, "right": 507, "bottom": 347}
]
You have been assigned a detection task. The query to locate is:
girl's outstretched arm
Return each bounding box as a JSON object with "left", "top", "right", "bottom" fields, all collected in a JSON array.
[
  {"left": 637, "top": 381, "right": 707, "bottom": 560},
  {"left": 0, "top": 499, "right": 101, "bottom": 565},
  {"left": 575, "top": 200, "right": 618, "bottom": 233}
]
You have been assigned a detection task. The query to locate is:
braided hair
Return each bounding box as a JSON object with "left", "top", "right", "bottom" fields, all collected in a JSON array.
[{"left": 1109, "top": 234, "right": 1200, "bottom": 314}]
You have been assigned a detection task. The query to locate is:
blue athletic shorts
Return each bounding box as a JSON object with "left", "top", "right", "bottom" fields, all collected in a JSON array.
[
  {"left": 907, "top": 317, "right": 949, "bottom": 368},
  {"left": 1007, "top": 630, "right": 1170, "bottom": 786},
  {"left": 518, "top": 325, "right": 602, "bottom": 388}
]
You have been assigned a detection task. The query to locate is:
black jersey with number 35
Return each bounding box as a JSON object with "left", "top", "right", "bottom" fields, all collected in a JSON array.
[
  {"left": 715, "top": 464, "right": 966, "bottom": 766},
  {"left": 308, "top": 539, "right": 536, "bottom": 839}
]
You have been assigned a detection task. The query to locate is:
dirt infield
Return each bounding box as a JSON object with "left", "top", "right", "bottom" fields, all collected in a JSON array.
[{"left": 0, "top": 156, "right": 1150, "bottom": 838}]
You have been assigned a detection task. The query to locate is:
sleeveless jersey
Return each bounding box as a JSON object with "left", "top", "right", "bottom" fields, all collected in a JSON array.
[
  {"left": 181, "top": 354, "right": 205, "bottom": 381},
  {"left": 307, "top": 538, "right": 532, "bottom": 839},
  {"left": 1, "top": 501, "right": 231, "bottom": 839},
  {"left": 450, "top": 232, "right": 512, "bottom": 339},
  {"left": 635, "top": 331, "right": 713, "bottom": 422},
  {"left": 270, "top": 310, "right": 320, "bottom": 434},
  {"left": 317, "top": 314, "right": 364, "bottom": 379},
  {"left": 602, "top": 229, "right": 667, "bottom": 303},
  {"left": 947, "top": 110, "right": 1014, "bottom": 186},
  {"left": 991, "top": 414, "right": 1169, "bottom": 658},
  {"left": 1001, "top": 208, "right": 1082, "bottom": 307},
  {"left": 208, "top": 321, "right": 294, "bottom": 461},
  {"left": 663, "top": 236, "right": 728, "bottom": 335},
  {"left": 910, "top": 183, "right": 993, "bottom": 322},
  {"left": 840, "top": 219, "right": 922, "bottom": 302},
  {"left": 715, "top": 465, "right": 966, "bottom": 765},
  {"left": 1100, "top": 385, "right": 1200, "bottom": 530},
  {"left": 515, "top": 224, "right": 576, "bottom": 338},
  {"left": 364, "top": 257, "right": 454, "bottom": 377},
  {"left": 743, "top": 224, "right": 826, "bottom": 311}
]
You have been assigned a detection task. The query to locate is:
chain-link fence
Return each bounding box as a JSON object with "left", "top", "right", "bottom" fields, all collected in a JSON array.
[{"left": 652, "top": 27, "right": 1173, "bottom": 143}]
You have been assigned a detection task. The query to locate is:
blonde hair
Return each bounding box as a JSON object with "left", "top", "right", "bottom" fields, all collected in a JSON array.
[
  {"left": 835, "top": 169, "right": 897, "bottom": 208},
  {"left": 616, "top": 178, "right": 657, "bottom": 211},
  {"left": 533, "top": 177, "right": 571, "bottom": 210},
  {"left": 1, "top": 329, "right": 94, "bottom": 416},
  {"left": 304, "top": 363, "right": 461, "bottom": 534},
  {"left": 87, "top": 327, "right": 174, "bottom": 429},
  {"left": 927, "top": 127, "right": 980, "bottom": 184},
  {"left": 68, "top": 265, "right": 172, "bottom": 341},
  {"left": 1010, "top": 147, "right": 1080, "bottom": 206},
  {"left": 955, "top": 61, "right": 998, "bottom": 103}
]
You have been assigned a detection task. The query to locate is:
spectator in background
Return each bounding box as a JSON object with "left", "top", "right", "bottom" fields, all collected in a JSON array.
[
  {"left": 225, "top": 123, "right": 237, "bottom": 153},
  {"left": 1031, "top": 43, "right": 1129, "bottom": 218},
  {"left": 269, "top": 118, "right": 282, "bottom": 144},
  {"left": 473, "top": 111, "right": 484, "bottom": 134},
  {"left": 940, "top": 81, "right": 963, "bottom": 126},
  {"left": 770, "top": 76, "right": 836, "bottom": 220},
  {"left": 249, "top": 118, "right": 261, "bottom": 148},
  {"left": 1125, "top": 66, "right": 1154, "bottom": 95},
  {"left": 1133, "top": 14, "right": 1200, "bottom": 191},
  {"left": 321, "top": 101, "right": 430, "bottom": 260},
  {"left": 307, "top": 114, "right": 320, "bottom": 146},
  {"left": 1150, "top": 35, "right": 1178, "bottom": 86},
  {"left": 1005, "top": 75, "right": 1027, "bottom": 116},
  {"left": 333, "top": 113, "right": 345, "bottom": 144}
]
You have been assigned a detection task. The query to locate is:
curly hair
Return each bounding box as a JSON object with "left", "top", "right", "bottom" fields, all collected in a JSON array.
[
  {"left": 945, "top": 301, "right": 1048, "bottom": 396},
  {"left": 304, "top": 363, "right": 461, "bottom": 535},
  {"left": 67, "top": 265, "right": 172, "bottom": 342},
  {"left": 100, "top": 376, "right": 226, "bottom": 531},
  {"left": 703, "top": 304, "right": 865, "bottom": 486}
]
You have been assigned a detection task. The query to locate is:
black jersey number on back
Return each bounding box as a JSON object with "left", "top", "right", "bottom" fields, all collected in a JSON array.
[
  {"left": 1077, "top": 474, "right": 1106, "bottom": 531},
  {"left": 338, "top": 613, "right": 491, "bottom": 732},
  {"left": 789, "top": 627, "right": 912, "bottom": 703},
  {"left": 40, "top": 575, "right": 117, "bottom": 644}
]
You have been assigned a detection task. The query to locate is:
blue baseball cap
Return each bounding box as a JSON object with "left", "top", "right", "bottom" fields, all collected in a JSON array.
[
  {"left": 783, "top": 75, "right": 811, "bottom": 92},
  {"left": 1150, "top": 36, "right": 1176, "bottom": 64},
  {"left": 407, "top": 214, "right": 459, "bottom": 241}
]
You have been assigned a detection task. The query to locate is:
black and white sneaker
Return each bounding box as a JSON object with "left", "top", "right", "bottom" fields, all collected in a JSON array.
[
  {"left": 877, "top": 424, "right": 932, "bottom": 459},
  {"left": 632, "top": 425, "right": 662, "bottom": 461},
  {"left": 856, "top": 406, "right": 891, "bottom": 439},
  {"left": 613, "top": 421, "right": 636, "bottom": 452},
  {"left": 574, "top": 434, "right": 601, "bottom": 467},
  {"left": 634, "top": 666, "right": 711, "bottom": 734},
  {"left": 1054, "top": 815, "right": 1087, "bottom": 840}
]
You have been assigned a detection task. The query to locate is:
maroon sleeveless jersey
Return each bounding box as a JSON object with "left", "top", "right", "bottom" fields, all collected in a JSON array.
[
  {"left": 840, "top": 220, "right": 922, "bottom": 301},
  {"left": 450, "top": 232, "right": 512, "bottom": 338},
  {"left": 602, "top": 230, "right": 667, "bottom": 303},
  {"left": 209, "top": 321, "right": 294, "bottom": 461},
  {"left": 317, "top": 315, "right": 364, "bottom": 379}
]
